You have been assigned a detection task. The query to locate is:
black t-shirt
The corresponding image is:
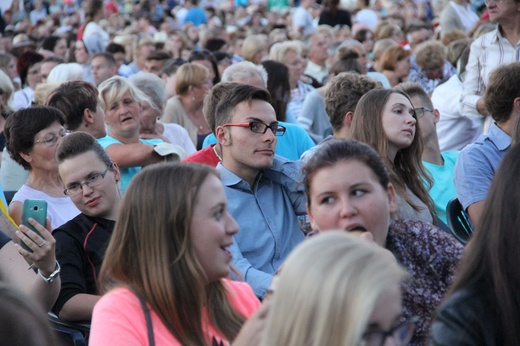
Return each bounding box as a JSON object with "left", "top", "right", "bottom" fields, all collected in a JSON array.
[
  {"left": 0, "top": 229, "right": 10, "bottom": 249},
  {"left": 318, "top": 9, "right": 352, "bottom": 27},
  {"left": 52, "top": 213, "right": 115, "bottom": 316}
]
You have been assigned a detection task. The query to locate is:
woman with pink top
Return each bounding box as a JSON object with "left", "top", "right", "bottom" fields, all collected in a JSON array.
[{"left": 90, "top": 163, "right": 261, "bottom": 345}]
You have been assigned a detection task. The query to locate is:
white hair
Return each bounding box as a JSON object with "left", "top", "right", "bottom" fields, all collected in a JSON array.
[
  {"left": 47, "top": 63, "right": 83, "bottom": 83},
  {"left": 221, "top": 61, "right": 268, "bottom": 88}
]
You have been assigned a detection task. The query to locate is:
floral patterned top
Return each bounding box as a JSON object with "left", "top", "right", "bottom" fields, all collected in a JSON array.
[{"left": 387, "top": 219, "right": 464, "bottom": 346}]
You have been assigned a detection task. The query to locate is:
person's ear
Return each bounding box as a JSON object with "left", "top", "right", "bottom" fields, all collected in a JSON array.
[
  {"left": 343, "top": 111, "right": 354, "bottom": 127},
  {"left": 19, "top": 151, "right": 32, "bottom": 164},
  {"left": 433, "top": 108, "right": 440, "bottom": 124},
  {"left": 216, "top": 125, "right": 228, "bottom": 145},
  {"left": 307, "top": 204, "right": 319, "bottom": 231},
  {"left": 513, "top": 97, "right": 520, "bottom": 113},
  {"left": 111, "top": 162, "right": 122, "bottom": 183},
  {"left": 387, "top": 183, "right": 397, "bottom": 213},
  {"left": 84, "top": 108, "right": 95, "bottom": 125}
]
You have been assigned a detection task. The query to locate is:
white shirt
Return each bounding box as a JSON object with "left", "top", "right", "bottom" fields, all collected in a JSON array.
[
  {"left": 292, "top": 6, "right": 314, "bottom": 35},
  {"left": 355, "top": 9, "right": 379, "bottom": 30},
  {"left": 161, "top": 122, "right": 197, "bottom": 155},
  {"left": 449, "top": 1, "right": 478, "bottom": 33},
  {"left": 461, "top": 28, "right": 520, "bottom": 119},
  {"left": 432, "top": 74, "right": 481, "bottom": 151},
  {"left": 304, "top": 60, "right": 328, "bottom": 84},
  {"left": 12, "top": 86, "right": 34, "bottom": 111}
]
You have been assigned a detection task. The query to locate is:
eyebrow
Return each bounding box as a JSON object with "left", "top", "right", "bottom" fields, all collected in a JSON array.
[
  {"left": 209, "top": 202, "right": 226, "bottom": 212},
  {"left": 392, "top": 103, "right": 412, "bottom": 108},
  {"left": 64, "top": 169, "right": 104, "bottom": 185},
  {"left": 246, "top": 117, "right": 278, "bottom": 124}
]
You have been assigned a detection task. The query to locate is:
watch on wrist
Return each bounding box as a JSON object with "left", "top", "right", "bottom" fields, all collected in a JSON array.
[{"left": 38, "top": 261, "right": 60, "bottom": 283}]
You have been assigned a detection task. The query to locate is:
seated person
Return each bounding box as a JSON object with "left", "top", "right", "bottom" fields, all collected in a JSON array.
[
  {"left": 395, "top": 82, "right": 458, "bottom": 223},
  {"left": 195, "top": 61, "right": 315, "bottom": 163},
  {"left": 6, "top": 107, "right": 80, "bottom": 229},
  {"left": 303, "top": 139, "right": 463, "bottom": 344},
  {"left": 52, "top": 132, "right": 121, "bottom": 321},
  {"left": 430, "top": 139, "right": 520, "bottom": 345},
  {"left": 97, "top": 76, "right": 166, "bottom": 192},
  {"left": 262, "top": 232, "right": 414, "bottom": 346},
  {"left": 431, "top": 41, "right": 481, "bottom": 151},
  {"left": 211, "top": 83, "right": 306, "bottom": 298},
  {"left": 454, "top": 62, "right": 520, "bottom": 226}
]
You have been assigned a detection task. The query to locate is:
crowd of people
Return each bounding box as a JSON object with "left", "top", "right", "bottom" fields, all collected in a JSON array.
[{"left": 0, "top": 0, "right": 519, "bottom": 344}]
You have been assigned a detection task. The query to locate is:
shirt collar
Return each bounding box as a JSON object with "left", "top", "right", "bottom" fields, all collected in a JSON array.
[
  {"left": 217, "top": 163, "right": 257, "bottom": 191},
  {"left": 488, "top": 123, "right": 512, "bottom": 151}
]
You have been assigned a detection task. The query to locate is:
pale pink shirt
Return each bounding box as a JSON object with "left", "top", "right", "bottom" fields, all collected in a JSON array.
[{"left": 90, "top": 280, "right": 260, "bottom": 346}]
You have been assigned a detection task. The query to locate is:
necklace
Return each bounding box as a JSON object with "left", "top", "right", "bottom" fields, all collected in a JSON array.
[
  {"left": 188, "top": 111, "right": 208, "bottom": 133},
  {"left": 212, "top": 145, "right": 222, "bottom": 161}
]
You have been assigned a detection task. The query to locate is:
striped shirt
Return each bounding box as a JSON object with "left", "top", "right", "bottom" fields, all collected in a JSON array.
[{"left": 461, "top": 27, "right": 520, "bottom": 119}]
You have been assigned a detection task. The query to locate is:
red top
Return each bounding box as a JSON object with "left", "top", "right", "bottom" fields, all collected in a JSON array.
[{"left": 182, "top": 144, "right": 221, "bottom": 167}]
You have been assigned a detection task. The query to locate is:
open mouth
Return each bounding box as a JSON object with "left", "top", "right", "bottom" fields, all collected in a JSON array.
[
  {"left": 220, "top": 244, "right": 232, "bottom": 252},
  {"left": 345, "top": 225, "right": 367, "bottom": 233}
]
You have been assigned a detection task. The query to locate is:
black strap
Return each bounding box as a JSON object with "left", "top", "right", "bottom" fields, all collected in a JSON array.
[{"left": 130, "top": 287, "right": 156, "bottom": 346}]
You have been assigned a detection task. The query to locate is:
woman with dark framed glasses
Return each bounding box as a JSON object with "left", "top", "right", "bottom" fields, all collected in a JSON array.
[
  {"left": 6, "top": 106, "right": 80, "bottom": 229},
  {"left": 301, "top": 140, "right": 463, "bottom": 345},
  {"left": 51, "top": 132, "right": 122, "bottom": 322},
  {"left": 261, "top": 231, "right": 416, "bottom": 346}
]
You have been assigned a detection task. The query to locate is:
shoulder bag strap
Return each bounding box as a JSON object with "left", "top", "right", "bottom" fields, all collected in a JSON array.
[{"left": 130, "top": 287, "right": 156, "bottom": 346}]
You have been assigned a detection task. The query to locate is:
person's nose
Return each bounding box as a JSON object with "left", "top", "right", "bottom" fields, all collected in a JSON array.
[
  {"left": 263, "top": 128, "right": 276, "bottom": 143},
  {"left": 407, "top": 113, "right": 417, "bottom": 126},
  {"left": 81, "top": 183, "right": 95, "bottom": 197},
  {"left": 226, "top": 213, "right": 239, "bottom": 236},
  {"left": 118, "top": 103, "right": 128, "bottom": 115},
  {"left": 339, "top": 197, "right": 357, "bottom": 218}
]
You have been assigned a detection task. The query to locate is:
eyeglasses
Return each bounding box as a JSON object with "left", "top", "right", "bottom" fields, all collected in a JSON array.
[
  {"left": 362, "top": 316, "right": 419, "bottom": 346},
  {"left": 222, "top": 121, "right": 286, "bottom": 136},
  {"left": 414, "top": 107, "right": 433, "bottom": 118},
  {"left": 34, "top": 129, "right": 69, "bottom": 147},
  {"left": 63, "top": 166, "right": 111, "bottom": 196}
]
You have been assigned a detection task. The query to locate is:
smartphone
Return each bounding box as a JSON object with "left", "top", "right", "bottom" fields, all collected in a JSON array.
[{"left": 21, "top": 199, "right": 47, "bottom": 252}]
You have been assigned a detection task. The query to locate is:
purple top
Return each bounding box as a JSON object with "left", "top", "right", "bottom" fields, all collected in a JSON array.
[{"left": 387, "top": 219, "right": 463, "bottom": 345}]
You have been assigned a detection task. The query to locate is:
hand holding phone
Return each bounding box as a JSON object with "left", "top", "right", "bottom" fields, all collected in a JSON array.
[{"left": 21, "top": 199, "right": 48, "bottom": 252}]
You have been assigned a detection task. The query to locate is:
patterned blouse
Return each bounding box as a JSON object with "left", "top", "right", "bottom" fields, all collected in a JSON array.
[{"left": 387, "top": 219, "right": 464, "bottom": 346}]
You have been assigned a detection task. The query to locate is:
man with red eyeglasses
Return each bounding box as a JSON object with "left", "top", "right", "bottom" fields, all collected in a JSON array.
[{"left": 210, "top": 82, "right": 306, "bottom": 299}]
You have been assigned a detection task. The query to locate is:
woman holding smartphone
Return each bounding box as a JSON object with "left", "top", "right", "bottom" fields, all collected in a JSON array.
[
  {"left": 90, "top": 163, "right": 261, "bottom": 345},
  {"left": 52, "top": 132, "right": 122, "bottom": 322}
]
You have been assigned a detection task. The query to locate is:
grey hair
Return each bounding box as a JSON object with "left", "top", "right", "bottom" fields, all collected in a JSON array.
[
  {"left": 221, "top": 61, "right": 268, "bottom": 88},
  {"left": 128, "top": 72, "right": 166, "bottom": 111}
]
